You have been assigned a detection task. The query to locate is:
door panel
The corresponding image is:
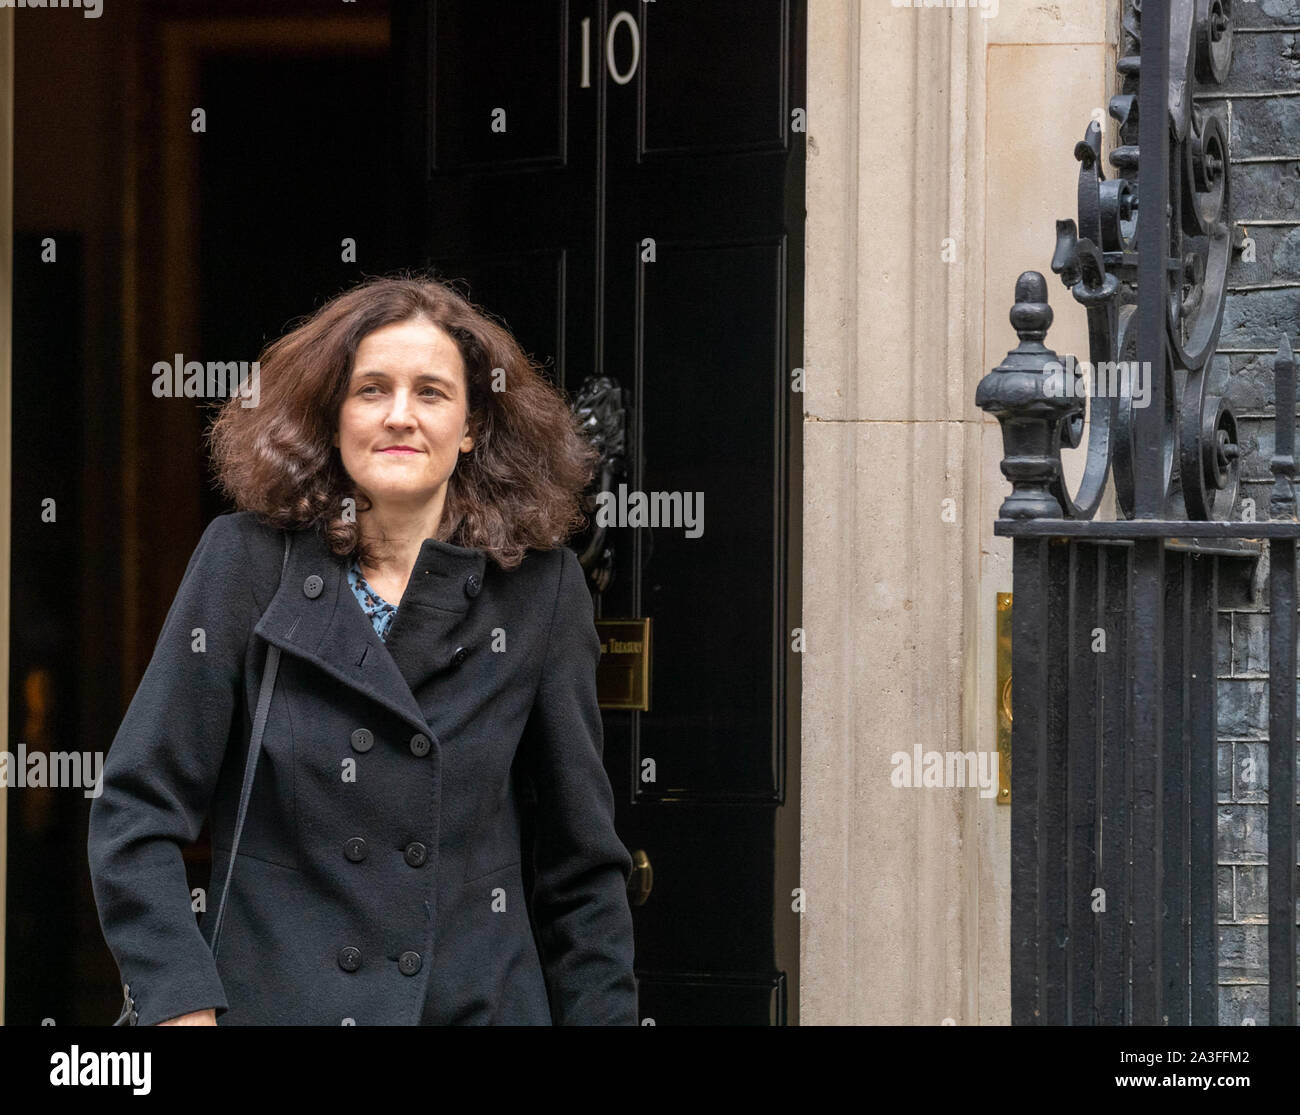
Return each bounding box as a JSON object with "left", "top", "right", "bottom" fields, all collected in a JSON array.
[
  {"left": 639, "top": 0, "right": 789, "bottom": 157},
  {"left": 634, "top": 239, "right": 783, "bottom": 799},
  {"left": 431, "top": 1, "right": 570, "bottom": 170}
]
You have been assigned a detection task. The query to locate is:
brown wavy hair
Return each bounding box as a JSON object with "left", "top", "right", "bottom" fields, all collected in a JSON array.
[{"left": 207, "top": 274, "right": 597, "bottom": 571}]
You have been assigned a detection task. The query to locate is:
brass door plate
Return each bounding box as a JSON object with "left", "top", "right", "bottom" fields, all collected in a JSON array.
[
  {"left": 595, "top": 618, "right": 652, "bottom": 711},
  {"left": 997, "top": 593, "right": 1012, "bottom": 804}
]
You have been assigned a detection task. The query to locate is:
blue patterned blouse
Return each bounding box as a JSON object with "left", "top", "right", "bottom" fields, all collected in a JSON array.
[{"left": 347, "top": 557, "right": 399, "bottom": 643}]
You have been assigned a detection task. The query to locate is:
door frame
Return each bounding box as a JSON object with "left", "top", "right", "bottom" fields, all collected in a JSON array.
[{"left": 0, "top": 8, "right": 15, "bottom": 1026}]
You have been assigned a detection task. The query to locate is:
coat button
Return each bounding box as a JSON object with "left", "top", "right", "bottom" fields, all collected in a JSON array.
[
  {"left": 337, "top": 946, "right": 362, "bottom": 972},
  {"left": 451, "top": 646, "right": 469, "bottom": 668},
  {"left": 403, "top": 841, "right": 427, "bottom": 867},
  {"left": 464, "top": 573, "right": 481, "bottom": 598},
  {"left": 398, "top": 951, "right": 422, "bottom": 976},
  {"left": 409, "top": 733, "right": 431, "bottom": 757},
  {"left": 303, "top": 574, "right": 324, "bottom": 599},
  {"left": 350, "top": 728, "right": 374, "bottom": 753},
  {"left": 344, "top": 837, "right": 368, "bottom": 863}
]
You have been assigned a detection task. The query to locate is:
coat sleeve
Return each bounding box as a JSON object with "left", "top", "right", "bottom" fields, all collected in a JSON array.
[
  {"left": 87, "top": 514, "right": 257, "bottom": 1026},
  {"left": 519, "top": 545, "right": 638, "bottom": 1025}
]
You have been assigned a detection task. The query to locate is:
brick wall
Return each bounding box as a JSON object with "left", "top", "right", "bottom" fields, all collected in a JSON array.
[{"left": 1215, "top": 2, "right": 1300, "bottom": 1025}]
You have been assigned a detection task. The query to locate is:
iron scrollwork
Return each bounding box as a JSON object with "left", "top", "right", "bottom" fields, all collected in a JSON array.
[{"left": 979, "top": 0, "right": 1240, "bottom": 521}]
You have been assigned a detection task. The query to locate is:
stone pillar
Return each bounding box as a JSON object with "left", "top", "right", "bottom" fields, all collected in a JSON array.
[{"left": 801, "top": 0, "right": 1115, "bottom": 1024}]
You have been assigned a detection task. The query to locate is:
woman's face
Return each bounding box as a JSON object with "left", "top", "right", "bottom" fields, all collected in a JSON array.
[{"left": 333, "top": 316, "right": 475, "bottom": 521}]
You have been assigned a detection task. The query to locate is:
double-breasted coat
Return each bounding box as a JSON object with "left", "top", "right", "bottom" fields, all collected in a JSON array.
[{"left": 86, "top": 511, "right": 638, "bottom": 1025}]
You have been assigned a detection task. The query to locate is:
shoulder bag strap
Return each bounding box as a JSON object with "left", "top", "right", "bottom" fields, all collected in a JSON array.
[{"left": 210, "top": 528, "right": 291, "bottom": 960}]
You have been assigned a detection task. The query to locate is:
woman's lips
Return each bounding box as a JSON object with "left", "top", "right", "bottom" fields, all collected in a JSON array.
[{"left": 379, "top": 447, "right": 421, "bottom": 453}]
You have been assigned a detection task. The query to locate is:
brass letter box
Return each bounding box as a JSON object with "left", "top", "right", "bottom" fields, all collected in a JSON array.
[{"left": 595, "top": 618, "right": 652, "bottom": 711}]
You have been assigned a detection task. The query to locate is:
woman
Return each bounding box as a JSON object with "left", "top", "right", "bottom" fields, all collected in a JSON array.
[{"left": 86, "top": 275, "right": 638, "bottom": 1025}]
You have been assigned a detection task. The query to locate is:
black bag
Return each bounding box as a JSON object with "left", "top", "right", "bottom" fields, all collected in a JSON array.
[{"left": 113, "top": 528, "right": 291, "bottom": 1025}]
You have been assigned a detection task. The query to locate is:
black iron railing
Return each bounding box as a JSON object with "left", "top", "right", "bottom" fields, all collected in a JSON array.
[{"left": 977, "top": 0, "right": 1298, "bottom": 1025}]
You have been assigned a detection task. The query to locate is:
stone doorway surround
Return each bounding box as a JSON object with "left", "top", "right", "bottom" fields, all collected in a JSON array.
[{"left": 800, "top": 0, "right": 1118, "bottom": 1024}]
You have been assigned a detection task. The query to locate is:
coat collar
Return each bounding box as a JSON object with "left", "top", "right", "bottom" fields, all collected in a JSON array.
[{"left": 253, "top": 524, "right": 489, "bottom": 741}]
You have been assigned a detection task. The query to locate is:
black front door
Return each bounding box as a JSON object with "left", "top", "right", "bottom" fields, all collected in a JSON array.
[{"left": 397, "top": 0, "right": 805, "bottom": 1024}]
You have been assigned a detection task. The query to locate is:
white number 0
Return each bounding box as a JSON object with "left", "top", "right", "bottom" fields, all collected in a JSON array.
[{"left": 580, "top": 12, "right": 641, "bottom": 88}]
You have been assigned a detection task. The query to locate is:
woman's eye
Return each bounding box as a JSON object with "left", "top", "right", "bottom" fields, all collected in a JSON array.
[{"left": 356, "top": 383, "right": 444, "bottom": 400}]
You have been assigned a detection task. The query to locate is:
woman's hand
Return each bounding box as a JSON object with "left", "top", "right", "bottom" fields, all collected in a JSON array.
[{"left": 157, "top": 1009, "right": 217, "bottom": 1026}]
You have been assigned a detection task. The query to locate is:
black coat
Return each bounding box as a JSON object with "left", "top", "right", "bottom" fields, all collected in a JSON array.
[{"left": 87, "top": 511, "right": 637, "bottom": 1025}]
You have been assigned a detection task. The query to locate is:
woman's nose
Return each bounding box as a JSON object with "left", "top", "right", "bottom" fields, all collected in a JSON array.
[{"left": 384, "top": 390, "right": 416, "bottom": 426}]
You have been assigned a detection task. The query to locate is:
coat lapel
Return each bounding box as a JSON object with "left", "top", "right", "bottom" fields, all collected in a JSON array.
[
  {"left": 253, "top": 525, "right": 436, "bottom": 741},
  {"left": 380, "top": 536, "right": 488, "bottom": 695}
]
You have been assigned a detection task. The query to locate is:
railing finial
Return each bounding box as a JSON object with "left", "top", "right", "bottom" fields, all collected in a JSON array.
[{"left": 975, "top": 273, "right": 1081, "bottom": 520}]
